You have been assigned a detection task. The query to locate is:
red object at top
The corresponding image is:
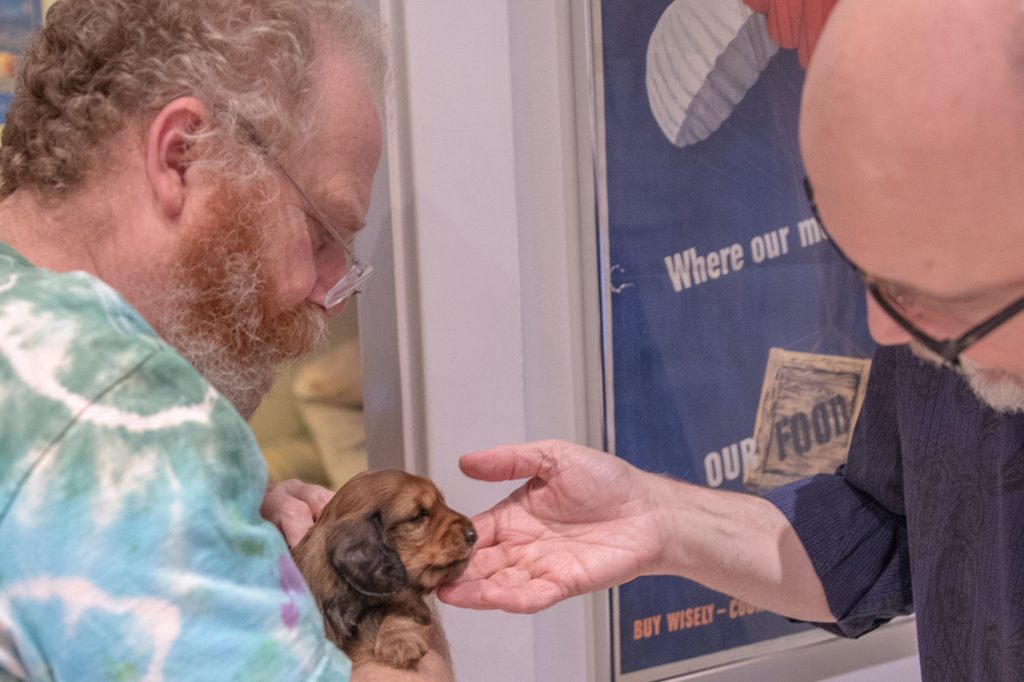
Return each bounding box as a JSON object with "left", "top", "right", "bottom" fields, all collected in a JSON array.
[{"left": 743, "top": 0, "right": 839, "bottom": 69}]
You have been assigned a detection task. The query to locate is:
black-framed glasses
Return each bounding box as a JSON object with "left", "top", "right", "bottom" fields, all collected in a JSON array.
[{"left": 803, "top": 177, "right": 1024, "bottom": 368}]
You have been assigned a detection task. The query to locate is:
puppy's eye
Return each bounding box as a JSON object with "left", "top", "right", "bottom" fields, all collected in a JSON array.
[{"left": 409, "top": 507, "right": 430, "bottom": 523}]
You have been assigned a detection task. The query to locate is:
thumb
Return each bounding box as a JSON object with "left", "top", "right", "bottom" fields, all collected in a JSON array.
[
  {"left": 280, "top": 515, "right": 313, "bottom": 549},
  {"left": 459, "top": 441, "right": 562, "bottom": 483}
]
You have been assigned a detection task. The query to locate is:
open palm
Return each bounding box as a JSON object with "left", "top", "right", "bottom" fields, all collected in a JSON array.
[{"left": 437, "top": 440, "right": 664, "bottom": 613}]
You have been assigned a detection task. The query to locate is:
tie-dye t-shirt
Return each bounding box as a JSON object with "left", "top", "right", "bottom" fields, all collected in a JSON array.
[{"left": 0, "top": 244, "right": 351, "bottom": 681}]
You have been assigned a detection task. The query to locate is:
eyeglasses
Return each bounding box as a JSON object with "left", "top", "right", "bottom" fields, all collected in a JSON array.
[
  {"left": 803, "top": 177, "right": 1024, "bottom": 367},
  {"left": 239, "top": 119, "right": 373, "bottom": 309}
]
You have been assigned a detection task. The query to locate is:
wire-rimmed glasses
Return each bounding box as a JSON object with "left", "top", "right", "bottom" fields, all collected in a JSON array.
[{"left": 240, "top": 119, "right": 373, "bottom": 309}]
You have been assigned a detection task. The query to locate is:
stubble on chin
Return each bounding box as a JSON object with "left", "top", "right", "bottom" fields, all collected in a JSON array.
[
  {"left": 152, "top": 181, "right": 328, "bottom": 418},
  {"left": 908, "top": 341, "right": 1024, "bottom": 413}
]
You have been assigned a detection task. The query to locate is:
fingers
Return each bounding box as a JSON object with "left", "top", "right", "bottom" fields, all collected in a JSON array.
[
  {"left": 278, "top": 510, "right": 314, "bottom": 549},
  {"left": 440, "top": 538, "right": 569, "bottom": 613},
  {"left": 437, "top": 575, "right": 565, "bottom": 614},
  {"left": 436, "top": 579, "right": 501, "bottom": 610},
  {"left": 459, "top": 440, "right": 567, "bottom": 483},
  {"left": 262, "top": 489, "right": 313, "bottom": 547},
  {"left": 458, "top": 445, "right": 535, "bottom": 482},
  {"left": 261, "top": 479, "right": 334, "bottom": 548},
  {"left": 260, "top": 487, "right": 313, "bottom": 547},
  {"left": 435, "top": 581, "right": 477, "bottom": 608},
  {"left": 466, "top": 510, "right": 497, "bottom": 549},
  {"left": 275, "top": 479, "right": 334, "bottom": 519},
  {"left": 458, "top": 545, "right": 511, "bottom": 582}
]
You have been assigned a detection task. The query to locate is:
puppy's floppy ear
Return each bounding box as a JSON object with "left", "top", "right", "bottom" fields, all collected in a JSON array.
[{"left": 328, "top": 510, "right": 407, "bottom": 597}]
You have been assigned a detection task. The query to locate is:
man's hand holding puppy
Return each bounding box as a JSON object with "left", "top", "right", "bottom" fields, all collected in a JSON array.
[
  {"left": 262, "top": 479, "right": 335, "bottom": 547},
  {"left": 262, "top": 477, "right": 462, "bottom": 681}
]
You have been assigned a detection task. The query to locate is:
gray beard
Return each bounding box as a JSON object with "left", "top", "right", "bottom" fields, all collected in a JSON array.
[
  {"left": 909, "top": 342, "right": 1024, "bottom": 413},
  {"left": 145, "top": 183, "right": 328, "bottom": 419},
  {"left": 151, "top": 266, "right": 281, "bottom": 419},
  {"left": 149, "top": 251, "right": 327, "bottom": 420},
  {"left": 159, "top": 321, "right": 278, "bottom": 420}
]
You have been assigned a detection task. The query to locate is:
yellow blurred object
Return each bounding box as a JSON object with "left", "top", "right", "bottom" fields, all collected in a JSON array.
[
  {"left": 293, "top": 335, "right": 363, "bottom": 409},
  {"left": 252, "top": 305, "right": 367, "bottom": 491},
  {"left": 293, "top": 335, "right": 367, "bottom": 489},
  {"left": 261, "top": 439, "right": 331, "bottom": 489},
  {"left": 0, "top": 52, "right": 16, "bottom": 80}
]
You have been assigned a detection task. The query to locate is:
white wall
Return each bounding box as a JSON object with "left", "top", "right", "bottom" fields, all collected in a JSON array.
[
  {"left": 367, "top": 1, "right": 567, "bottom": 679},
  {"left": 360, "top": 1, "right": 920, "bottom": 680}
]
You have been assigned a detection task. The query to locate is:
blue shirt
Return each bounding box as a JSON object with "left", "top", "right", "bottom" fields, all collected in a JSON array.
[
  {"left": 0, "top": 243, "right": 351, "bottom": 681},
  {"left": 767, "top": 343, "right": 1024, "bottom": 680}
]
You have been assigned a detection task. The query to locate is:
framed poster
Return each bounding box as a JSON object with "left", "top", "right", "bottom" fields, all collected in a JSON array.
[{"left": 591, "top": 0, "right": 877, "bottom": 678}]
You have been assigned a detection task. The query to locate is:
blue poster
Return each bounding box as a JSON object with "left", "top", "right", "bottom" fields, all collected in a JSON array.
[
  {"left": 598, "top": 0, "right": 873, "bottom": 676},
  {"left": 0, "top": 1, "right": 44, "bottom": 124}
]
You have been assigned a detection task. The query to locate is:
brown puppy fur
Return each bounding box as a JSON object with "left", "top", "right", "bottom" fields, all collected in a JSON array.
[{"left": 292, "top": 470, "right": 476, "bottom": 669}]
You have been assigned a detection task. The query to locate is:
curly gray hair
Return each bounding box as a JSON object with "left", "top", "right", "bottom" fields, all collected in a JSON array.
[{"left": 0, "top": 0, "right": 387, "bottom": 198}]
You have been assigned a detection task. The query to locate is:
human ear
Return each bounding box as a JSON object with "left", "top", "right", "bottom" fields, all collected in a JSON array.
[{"left": 144, "top": 96, "right": 210, "bottom": 221}]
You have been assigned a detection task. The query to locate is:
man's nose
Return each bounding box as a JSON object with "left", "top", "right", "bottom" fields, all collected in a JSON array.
[
  {"left": 321, "top": 243, "right": 352, "bottom": 286},
  {"left": 310, "top": 247, "right": 351, "bottom": 316}
]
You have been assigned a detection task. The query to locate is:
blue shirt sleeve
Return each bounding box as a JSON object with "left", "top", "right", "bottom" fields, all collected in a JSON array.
[{"left": 764, "top": 345, "right": 914, "bottom": 638}]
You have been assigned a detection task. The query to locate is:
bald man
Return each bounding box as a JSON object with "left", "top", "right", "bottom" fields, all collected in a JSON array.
[{"left": 439, "top": 0, "right": 1024, "bottom": 678}]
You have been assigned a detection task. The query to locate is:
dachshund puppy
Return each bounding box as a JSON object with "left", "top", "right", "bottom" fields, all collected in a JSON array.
[{"left": 292, "top": 470, "right": 477, "bottom": 669}]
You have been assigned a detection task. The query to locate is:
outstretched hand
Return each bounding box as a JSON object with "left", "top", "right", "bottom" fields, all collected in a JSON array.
[{"left": 437, "top": 440, "right": 665, "bottom": 613}]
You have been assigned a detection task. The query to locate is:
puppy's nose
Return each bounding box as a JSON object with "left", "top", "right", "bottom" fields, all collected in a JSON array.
[{"left": 464, "top": 527, "right": 478, "bottom": 546}]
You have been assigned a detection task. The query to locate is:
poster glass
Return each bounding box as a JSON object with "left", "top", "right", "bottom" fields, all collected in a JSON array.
[{"left": 593, "top": 0, "right": 876, "bottom": 678}]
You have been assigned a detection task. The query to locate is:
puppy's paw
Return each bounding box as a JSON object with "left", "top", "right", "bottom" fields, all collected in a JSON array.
[{"left": 374, "top": 625, "right": 429, "bottom": 669}]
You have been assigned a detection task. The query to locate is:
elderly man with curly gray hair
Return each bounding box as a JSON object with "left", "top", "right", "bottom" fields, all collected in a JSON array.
[{"left": 0, "top": 1, "right": 450, "bottom": 680}]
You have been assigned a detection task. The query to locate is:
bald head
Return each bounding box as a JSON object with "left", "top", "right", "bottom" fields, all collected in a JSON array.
[{"left": 801, "top": 0, "right": 1024, "bottom": 297}]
